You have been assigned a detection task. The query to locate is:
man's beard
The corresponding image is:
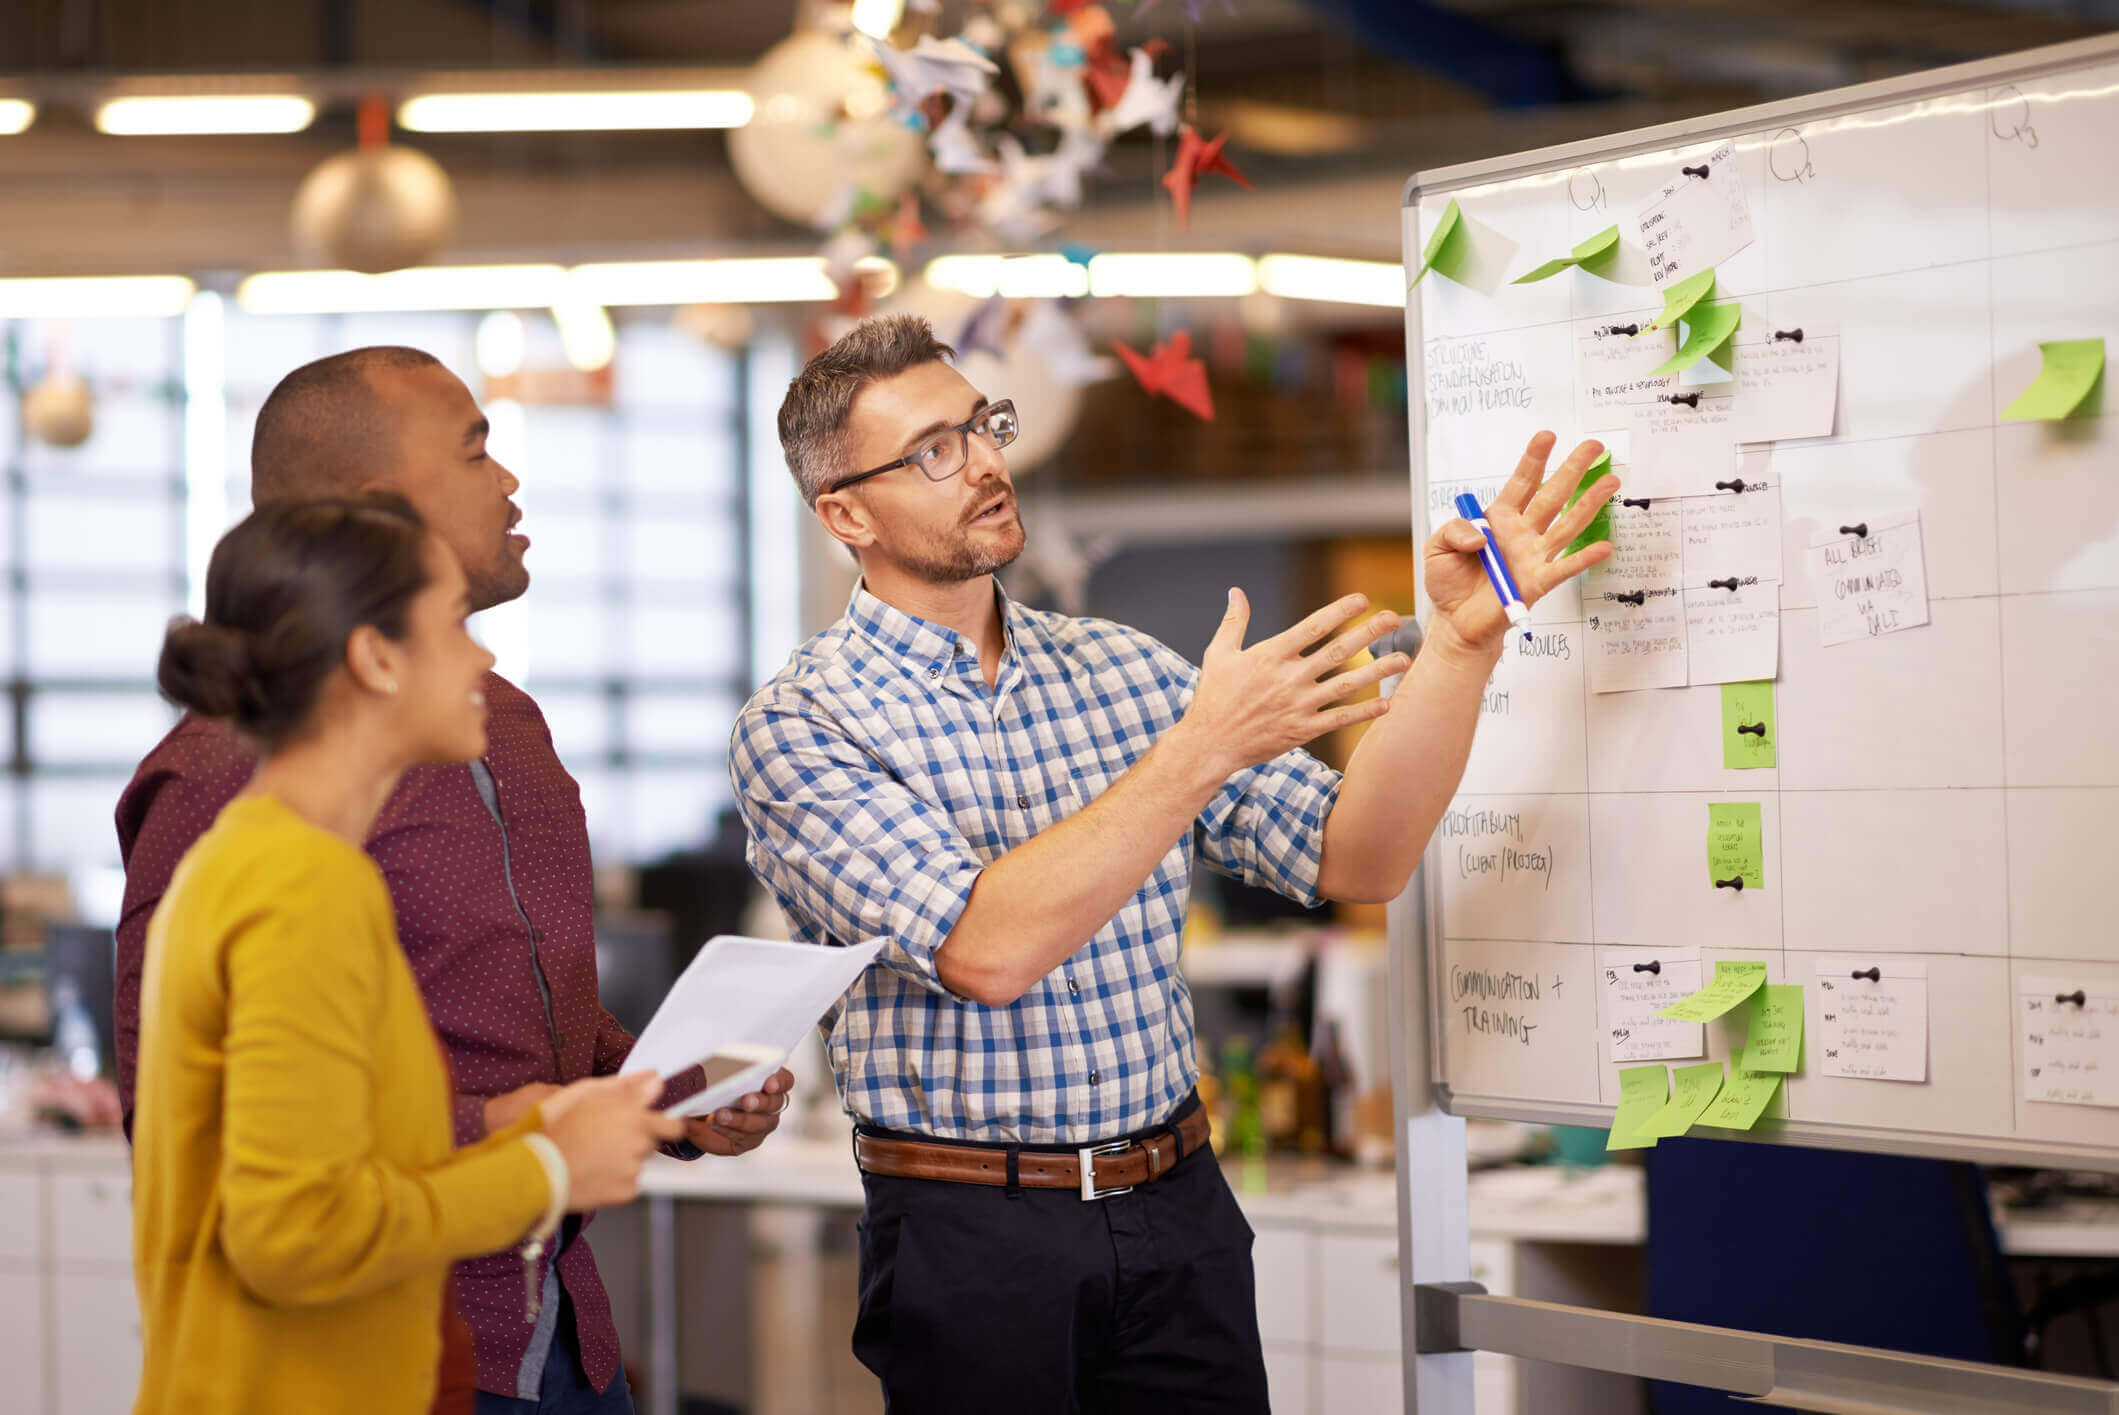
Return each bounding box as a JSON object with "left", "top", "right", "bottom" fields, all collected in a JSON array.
[{"left": 889, "top": 509, "right": 1026, "bottom": 585}]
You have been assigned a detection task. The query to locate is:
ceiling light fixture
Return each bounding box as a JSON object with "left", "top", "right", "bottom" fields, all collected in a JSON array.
[
  {"left": 1256, "top": 253, "right": 1406, "bottom": 307},
  {"left": 95, "top": 94, "right": 315, "bottom": 135},
  {"left": 0, "top": 275, "right": 198, "bottom": 319},
  {"left": 398, "top": 90, "right": 754, "bottom": 133},
  {"left": 0, "top": 100, "right": 35, "bottom": 135}
]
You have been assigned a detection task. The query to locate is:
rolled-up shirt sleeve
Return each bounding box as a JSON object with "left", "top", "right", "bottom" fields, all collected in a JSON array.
[
  {"left": 1139, "top": 639, "right": 1345, "bottom": 908},
  {"left": 731, "top": 696, "right": 981, "bottom": 998}
]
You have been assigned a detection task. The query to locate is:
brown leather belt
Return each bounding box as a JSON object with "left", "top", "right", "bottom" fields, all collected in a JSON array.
[{"left": 854, "top": 1105, "right": 1212, "bottom": 1201}]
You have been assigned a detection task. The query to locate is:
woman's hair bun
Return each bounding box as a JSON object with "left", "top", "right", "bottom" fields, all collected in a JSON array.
[{"left": 157, "top": 617, "right": 266, "bottom": 725}]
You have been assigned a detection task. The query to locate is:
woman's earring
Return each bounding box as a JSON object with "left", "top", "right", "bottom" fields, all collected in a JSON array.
[{"left": 384, "top": 680, "right": 399, "bottom": 695}]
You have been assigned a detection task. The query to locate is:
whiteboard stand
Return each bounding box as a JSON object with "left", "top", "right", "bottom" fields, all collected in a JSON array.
[{"left": 1389, "top": 32, "right": 2119, "bottom": 1412}]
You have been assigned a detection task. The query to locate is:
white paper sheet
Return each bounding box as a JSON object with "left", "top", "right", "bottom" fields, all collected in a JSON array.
[
  {"left": 1815, "top": 957, "right": 1929, "bottom": 1082},
  {"left": 1577, "top": 317, "right": 1677, "bottom": 431},
  {"left": 622, "top": 934, "right": 889, "bottom": 1118},
  {"left": 1586, "top": 587, "right": 1688, "bottom": 693},
  {"left": 2021, "top": 975, "right": 2119, "bottom": 1108},
  {"left": 1599, "top": 946, "right": 1706, "bottom": 1063},
  {"left": 1680, "top": 488, "right": 1784, "bottom": 588},
  {"left": 1729, "top": 318, "right": 1841, "bottom": 442},
  {"left": 1634, "top": 140, "right": 1756, "bottom": 288},
  {"left": 1806, "top": 511, "right": 1931, "bottom": 647},
  {"left": 1684, "top": 582, "right": 1781, "bottom": 686},
  {"left": 1624, "top": 393, "right": 1738, "bottom": 499}
]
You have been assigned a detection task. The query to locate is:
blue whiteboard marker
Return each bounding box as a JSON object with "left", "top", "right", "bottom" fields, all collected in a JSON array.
[{"left": 1453, "top": 491, "right": 1533, "bottom": 643}]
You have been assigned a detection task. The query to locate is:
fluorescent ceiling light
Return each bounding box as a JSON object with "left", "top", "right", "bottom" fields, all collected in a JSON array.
[
  {"left": 570, "top": 257, "right": 894, "bottom": 307},
  {"left": 925, "top": 254, "right": 1088, "bottom": 300},
  {"left": 1088, "top": 253, "right": 1258, "bottom": 299},
  {"left": 850, "top": 0, "right": 908, "bottom": 40},
  {"left": 0, "top": 100, "right": 34, "bottom": 135},
  {"left": 398, "top": 90, "right": 754, "bottom": 132},
  {"left": 237, "top": 265, "right": 567, "bottom": 314},
  {"left": 96, "top": 94, "right": 315, "bottom": 135},
  {"left": 552, "top": 300, "right": 617, "bottom": 372},
  {"left": 0, "top": 275, "right": 197, "bottom": 319},
  {"left": 1256, "top": 254, "right": 1406, "bottom": 307}
]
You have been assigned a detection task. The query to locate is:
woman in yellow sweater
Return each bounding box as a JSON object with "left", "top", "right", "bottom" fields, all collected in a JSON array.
[{"left": 131, "top": 493, "right": 684, "bottom": 1413}]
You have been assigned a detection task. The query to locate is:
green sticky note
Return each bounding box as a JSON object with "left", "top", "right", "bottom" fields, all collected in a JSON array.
[
  {"left": 1640, "top": 267, "right": 1716, "bottom": 335},
  {"left": 1562, "top": 449, "right": 1617, "bottom": 555},
  {"left": 1656, "top": 959, "right": 1768, "bottom": 1023},
  {"left": 1720, "top": 682, "right": 1776, "bottom": 769},
  {"left": 1607, "top": 1063, "right": 1669, "bottom": 1151},
  {"left": 1707, "top": 801, "right": 1764, "bottom": 891},
  {"left": 1697, "top": 1065, "right": 1783, "bottom": 1132},
  {"left": 2001, "top": 338, "right": 2105, "bottom": 420},
  {"left": 1640, "top": 1061, "right": 1726, "bottom": 1139},
  {"left": 1512, "top": 224, "right": 1621, "bottom": 284},
  {"left": 1743, "top": 984, "right": 1803, "bottom": 1073},
  {"left": 1409, "top": 199, "right": 1472, "bottom": 289},
  {"left": 1649, "top": 300, "right": 1742, "bottom": 376}
]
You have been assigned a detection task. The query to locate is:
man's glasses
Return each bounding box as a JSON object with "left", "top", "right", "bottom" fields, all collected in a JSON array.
[{"left": 825, "top": 399, "right": 1019, "bottom": 496}]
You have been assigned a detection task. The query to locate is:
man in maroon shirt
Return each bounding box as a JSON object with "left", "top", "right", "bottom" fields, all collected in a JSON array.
[{"left": 116, "top": 346, "right": 791, "bottom": 1415}]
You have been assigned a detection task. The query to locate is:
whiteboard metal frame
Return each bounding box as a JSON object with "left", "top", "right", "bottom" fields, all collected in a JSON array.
[
  {"left": 1402, "top": 29, "right": 2119, "bottom": 1176},
  {"left": 1394, "top": 33, "right": 2119, "bottom": 1413}
]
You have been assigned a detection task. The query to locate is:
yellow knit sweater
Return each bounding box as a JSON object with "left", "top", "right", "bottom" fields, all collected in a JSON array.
[{"left": 131, "top": 794, "right": 553, "bottom": 1414}]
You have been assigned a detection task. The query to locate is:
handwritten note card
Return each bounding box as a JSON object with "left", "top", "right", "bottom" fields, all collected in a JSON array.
[
  {"left": 1625, "top": 393, "right": 1738, "bottom": 499},
  {"left": 1579, "top": 319, "right": 1678, "bottom": 430},
  {"left": 1806, "top": 511, "right": 1931, "bottom": 647},
  {"left": 1706, "top": 802, "right": 1765, "bottom": 892},
  {"left": 1609, "top": 1064, "right": 1670, "bottom": 1150},
  {"left": 1601, "top": 947, "right": 1706, "bottom": 1063},
  {"left": 1680, "top": 488, "right": 1783, "bottom": 588},
  {"left": 1657, "top": 959, "right": 1768, "bottom": 1023},
  {"left": 1684, "top": 582, "right": 1781, "bottom": 687},
  {"left": 1816, "top": 957, "right": 1928, "bottom": 1083},
  {"left": 1586, "top": 588, "right": 1688, "bottom": 693},
  {"left": 1729, "top": 319, "right": 1841, "bottom": 442},
  {"left": 1721, "top": 681, "right": 1777, "bottom": 769},
  {"left": 2021, "top": 977, "right": 2119, "bottom": 1108},
  {"left": 1742, "top": 984, "right": 1803, "bottom": 1073},
  {"left": 1634, "top": 141, "right": 1755, "bottom": 287}
]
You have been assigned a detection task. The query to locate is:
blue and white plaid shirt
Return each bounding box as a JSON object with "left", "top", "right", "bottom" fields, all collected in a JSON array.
[{"left": 730, "top": 581, "right": 1344, "bottom": 1144}]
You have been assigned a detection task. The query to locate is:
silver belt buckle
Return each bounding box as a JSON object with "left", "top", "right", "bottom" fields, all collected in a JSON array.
[{"left": 1078, "top": 1140, "right": 1134, "bottom": 1201}]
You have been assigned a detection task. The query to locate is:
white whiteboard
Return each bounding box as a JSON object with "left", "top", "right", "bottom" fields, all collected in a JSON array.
[{"left": 1406, "top": 36, "right": 2119, "bottom": 1170}]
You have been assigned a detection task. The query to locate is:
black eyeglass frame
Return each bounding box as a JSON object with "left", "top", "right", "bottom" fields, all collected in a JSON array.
[{"left": 822, "top": 399, "right": 1019, "bottom": 496}]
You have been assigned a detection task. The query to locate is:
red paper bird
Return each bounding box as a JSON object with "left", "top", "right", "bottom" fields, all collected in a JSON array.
[
  {"left": 1113, "top": 330, "right": 1215, "bottom": 422},
  {"left": 1085, "top": 35, "right": 1170, "bottom": 113},
  {"left": 1161, "top": 124, "right": 1253, "bottom": 230}
]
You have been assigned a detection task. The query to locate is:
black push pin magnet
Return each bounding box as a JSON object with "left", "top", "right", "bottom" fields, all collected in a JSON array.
[
  {"left": 1839, "top": 522, "right": 1869, "bottom": 539},
  {"left": 1709, "top": 577, "right": 1741, "bottom": 592},
  {"left": 1669, "top": 392, "right": 1702, "bottom": 409},
  {"left": 1681, "top": 164, "right": 1711, "bottom": 180},
  {"left": 1613, "top": 589, "right": 1647, "bottom": 607},
  {"left": 1621, "top": 496, "right": 1653, "bottom": 509},
  {"left": 1604, "top": 322, "right": 1640, "bottom": 337},
  {"left": 2057, "top": 989, "right": 2088, "bottom": 1007},
  {"left": 1714, "top": 876, "right": 1745, "bottom": 892},
  {"left": 1715, "top": 478, "right": 1750, "bottom": 494},
  {"left": 1736, "top": 722, "right": 1767, "bottom": 739},
  {"left": 1632, "top": 960, "right": 1662, "bottom": 975},
  {"left": 1772, "top": 328, "right": 1805, "bottom": 344},
  {"left": 1851, "top": 967, "right": 1882, "bottom": 982}
]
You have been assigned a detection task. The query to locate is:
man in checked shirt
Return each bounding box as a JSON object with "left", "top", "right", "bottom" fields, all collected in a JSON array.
[
  {"left": 732, "top": 314, "right": 1616, "bottom": 1412},
  {"left": 115, "top": 347, "right": 794, "bottom": 1415}
]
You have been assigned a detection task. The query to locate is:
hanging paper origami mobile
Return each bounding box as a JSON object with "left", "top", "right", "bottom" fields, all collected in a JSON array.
[{"left": 1113, "top": 329, "right": 1215, "bottom": 421}]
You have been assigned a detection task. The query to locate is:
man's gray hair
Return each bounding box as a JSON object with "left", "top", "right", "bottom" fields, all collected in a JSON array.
[{"left": 777, "top": 314, "right": 957, "bottom": 505}]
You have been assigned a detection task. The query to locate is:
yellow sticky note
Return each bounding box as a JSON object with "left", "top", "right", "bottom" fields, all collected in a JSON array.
[
  {"left": 1410, "top": 200, "right": 1472, "bottom": 289},
  {"left": 1608, "top": 1063, "right": 1669, "bottom": 1151},
  {"left": 1742, "top": 984, "right": 1803, "bottom": 1073},
  {"left": 1649, "top": 300, "right": 1742, "bottom": 376},
  {"left": 2001, "top": 338, "right": 2104, "bottom": 421},
  {"left": 1513, "top": 224, "right": 1621, "bottom": 284},
  {"left": 1640, "top": 1061, "right": 1726, "bottom": 1139},
  {"left": 1656, "top": 959, "right": 1768, "bottom": 1023},
  {"left": 1698, "top": 1065, "right": 1783, "bottom": 1132},
  {"left": 1721, "top": 682, "right": 1776, "bottom": 769},
  {"left": 1707, "top": 801, "right": 1764, "bottom": 891},
  {"left": 1642, "top": 267, "right": 1716, "bottom": 334}
]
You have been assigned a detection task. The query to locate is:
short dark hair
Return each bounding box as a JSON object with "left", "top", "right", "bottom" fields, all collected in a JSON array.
[
  {"left": 777, "top": 315, "right": 956, "bottom": 504},
  {"left": 250, "top": 346, "right": 442, "bottom": 504},
  {"left": 158, "top": 493, "right": 432, "bottom": 750}
]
